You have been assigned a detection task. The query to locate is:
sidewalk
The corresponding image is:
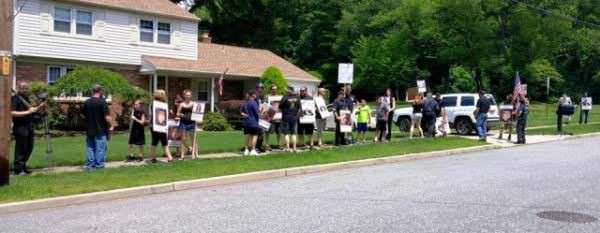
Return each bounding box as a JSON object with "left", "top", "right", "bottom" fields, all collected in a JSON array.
[{"left": 460, "top": 130, "right": 568, "bottom": 148}]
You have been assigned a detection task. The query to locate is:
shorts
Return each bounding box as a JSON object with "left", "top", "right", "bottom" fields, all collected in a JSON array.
[
  {"left": 268, "top": 122, "right": 281, "bottom": 134},
  {"left": 298, "top": 123, "right": 314, "bottom": 135},
  {"left": 315, "top": 118, "right": 327, "bottom": 134},
  {"left": 280, "top": 119, "right": 298, "bottom": 135},
  {"left": 356, "top": 123, "right": 368, "bottom": 133},
  {"left": 151, "top": 131, "right": 168, "bottom": 147},
  {"left": 178, "top": 122, "right": 196, "bottom": 132},
  {"left": 244, "top": 126, "right": 260, "bottom": 135},
  {"left": 376, "top": 120, "right": 387, "bottom": 131}
]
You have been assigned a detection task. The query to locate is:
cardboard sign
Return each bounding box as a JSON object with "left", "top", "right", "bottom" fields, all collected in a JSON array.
[
  {"left": 191, "top": 101, "right": 206, "bottom": 123},
  {"left": 417, "top": 80, "right": 427, "bottom": 93},
  {"left": 499, "top": 105, "right": 513, "bottom": 122},
  {"left": 300, "top": 99, "right": 316, "bottom": 124},
  {"left": 152, "top": 101, "right": 169, "bottom": 133},
  {"left": 167, "top": 120, "right": 183, "bottom": 147},
  {"left": 314, "top": 96, "right": 332, "bottom": 119},
  {"left": 340, "top": 110, "right": 353, "bottom": 133},
  {"left": 259, "top": 119, "right": 271, "bottom": 130},
  {"left": 582, "top": 97, "right": 593, "bottom": 110},
  {"left": 338, "top": 63, "right": 354, "bottom": 84},
  {"left": 405, "top": 87, "right": 419, "bottom": 102},
  {"left": 268, "top": 95, "right": 283, "bottom": 121}
]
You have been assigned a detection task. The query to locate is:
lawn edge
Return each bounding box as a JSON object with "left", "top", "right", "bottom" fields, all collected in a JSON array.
[{"left": 0, "top": 143, "right": 501, "bottom": 215}]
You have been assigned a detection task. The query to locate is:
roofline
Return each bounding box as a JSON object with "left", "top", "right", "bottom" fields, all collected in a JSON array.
[
  {"left": 150, "top": 66, "right": 321, "bottom": 83},
  {"left": 59, "top": 0, "right": 200, "bottom": 22}
]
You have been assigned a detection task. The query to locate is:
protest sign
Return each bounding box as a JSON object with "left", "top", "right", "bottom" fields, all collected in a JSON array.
[
  {"left": 340, "top": 110, "right": 353, "bottom": 133},
  {"left": 152, "top": 101, "right": 168, "bottom": 133},
  {"left": 338, "top": 63, "right": 354, "bottom": 84},
  {"left": 300, "top": 99, "right": 316, "bottom": 124},
  {"left": 314, "top": 96, "right": 331, "bottom": 118},
  {"left": 191, "top": 101, "right": 206, "bottom": 123}
]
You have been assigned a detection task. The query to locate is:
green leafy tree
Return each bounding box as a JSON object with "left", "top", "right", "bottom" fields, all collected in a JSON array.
[
  {"left": 524, "top": 59, "right": 564, "bottom": 100},
  {"left": 260, "top": 66, "right": 288, "bottom": 95},
  {"left": 449, "top": 66, "right": 476, "bottom": 93}
]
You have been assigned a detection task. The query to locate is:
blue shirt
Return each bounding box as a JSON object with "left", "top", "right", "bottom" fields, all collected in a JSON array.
[{"left": 242, "top": 99, "right": 259, "bottom": 128}]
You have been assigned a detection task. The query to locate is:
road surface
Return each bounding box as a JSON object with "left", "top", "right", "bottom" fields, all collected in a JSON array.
[{"left": 2, "top": 137, "right": 600, "bottom": 233}]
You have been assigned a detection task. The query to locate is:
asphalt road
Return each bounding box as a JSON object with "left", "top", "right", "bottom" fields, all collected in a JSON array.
[{"left": 2, "top": 137, "right": 600, "bottom": 233}]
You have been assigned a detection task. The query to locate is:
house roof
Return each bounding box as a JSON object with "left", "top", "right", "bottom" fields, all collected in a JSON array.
[
  {"left": 62, "top": 0, "right": 199, "bottom": 21},
  {"left": 143, "top": 43, "right": 321, "bottom": 83}
]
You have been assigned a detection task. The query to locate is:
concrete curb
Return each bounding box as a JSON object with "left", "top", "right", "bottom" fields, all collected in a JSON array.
[{"left": 0, "top": 144, "right": 511, "bottom": 215}]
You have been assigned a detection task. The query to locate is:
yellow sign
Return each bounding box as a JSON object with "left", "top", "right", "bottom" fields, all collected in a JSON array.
[{"left": 1, "top": 56, "right": 10, "bottom": 76}]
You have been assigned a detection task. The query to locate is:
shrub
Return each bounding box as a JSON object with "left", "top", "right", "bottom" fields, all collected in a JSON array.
[
  {"left": 450, "top": 66, "right": 476, "bottom": 93},
  {"left": 260, "top": 66, "right": 287, "bottom": 95},
  {"left": 202, "top": 112, "right": 232, "bottom": 131}
]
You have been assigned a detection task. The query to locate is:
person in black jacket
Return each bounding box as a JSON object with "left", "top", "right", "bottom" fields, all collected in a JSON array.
[
  {"left": 422, "top": 92, "right": 439, "bottom": 138},
  {"left": 11, "top": 82, "right": 44, "bottom": 175}
]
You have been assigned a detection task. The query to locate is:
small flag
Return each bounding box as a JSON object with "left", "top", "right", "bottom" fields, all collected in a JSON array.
[
  {"left": 512, "top": 71, "right": 523, "bottom": 110},
  {"left": 218, "top": 68, "right": 228, "bottom": 96}
]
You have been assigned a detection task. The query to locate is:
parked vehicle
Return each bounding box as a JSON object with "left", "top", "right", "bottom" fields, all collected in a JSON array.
[{"left": 392, "top": 93, "right": 499, "bottom": 135}]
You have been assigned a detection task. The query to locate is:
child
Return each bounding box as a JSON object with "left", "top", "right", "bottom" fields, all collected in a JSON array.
[
  {"left": 355, "top": 99, "right": 371, "bottom": 143},
  {"left": 374, "top": 97, "right": 389, "bottom": 142},
  {"left": 149, "top": 90, "right": 173, "bottom": 163},
  {"left": 127, "top": 99, "right": 146, "bottom": 162}
]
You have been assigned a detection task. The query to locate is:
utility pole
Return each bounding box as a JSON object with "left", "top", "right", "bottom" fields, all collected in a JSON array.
[{"left": 0, "top": 0, "right": 15, "bottom": 185}]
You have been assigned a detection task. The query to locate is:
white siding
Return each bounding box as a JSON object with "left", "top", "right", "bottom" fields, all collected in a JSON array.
[{"left": 14, "top": 0, "right": 198, "bottom": 65}]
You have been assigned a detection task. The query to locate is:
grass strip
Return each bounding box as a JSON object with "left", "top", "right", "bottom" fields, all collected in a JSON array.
[
  {"left": 0, "top": 137, "right": 483, "bottom": 204},
  {"left": 528, "top": 123, "right": 600, "bottom": 135}
]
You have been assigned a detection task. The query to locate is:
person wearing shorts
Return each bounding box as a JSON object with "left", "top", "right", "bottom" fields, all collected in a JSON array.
[
  {"left": 241, "top": 91, "right": 260, "bottom": 156},
  {"left": 298, "top": 87, "right": 315, "bottom": 148},
  {"left": 280, "top": 86, "right": 301, "bottom": 152},
  {"left": 374, "top": 97, "right": 389, "bottom": 142},
  {"left": 149, "top": 90, "right": 173, "bottom": 163},
  {"left": 314, "top": 88, "right": 328, "bottom": 147},
  {"left": 355, "top": 99, "right": 371, "bottom": 143}
]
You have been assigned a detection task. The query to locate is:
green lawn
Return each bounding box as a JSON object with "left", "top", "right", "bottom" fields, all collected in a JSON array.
[
  {"left": 528, "top": 122, "right": 600, "bottom": 135},
  {"left": 12, "top": 130, "right": 410, "bottom": 169},
  {"left": 0, "top": 137, "right": 484, "bottom": 204},
  {"left": 526, "top": 104, "right": 600, "bottom": 127}
]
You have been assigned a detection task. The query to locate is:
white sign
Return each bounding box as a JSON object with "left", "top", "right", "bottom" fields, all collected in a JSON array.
[
  {"left": 582, "top": 97, "right": 593, "bottom": 110},
  {"left": 259, "top": 119, "right": 271, "bottom": 130},
  {"left": 268, "top": 95, "right": 283, "bottom": 121},
  {"left": 191, "top": 101, "right": 206, "bottom": 123},
  {"left": 314, "top": 96, "right": 332, "bottom": 119},
  {"left": 338, "top": 63, "right": 354, "bottom": 84},
  {"left": 339, "top": 110, "right": 353, "bottom": 133},
  {"left": 168, "top": 120, "right": 183, "bottom": 147},
  {"left": 417, "top": 80, "right": 427, "bottom": 93},
  {"left": 300, "top": 99, "right": 317, "bottom": 124},
  {"left": 152, "top": 101, "right": 169, "bottom": 133}
]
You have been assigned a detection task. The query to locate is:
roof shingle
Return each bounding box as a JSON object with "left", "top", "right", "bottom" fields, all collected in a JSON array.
[
  {"left": 143, "top": 43, "right": 320, "bottom": 82},
  {"left": 62, "top": 0, "right": 198, "bottom": 21}
]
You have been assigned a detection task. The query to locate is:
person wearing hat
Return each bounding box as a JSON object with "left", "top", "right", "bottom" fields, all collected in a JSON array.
[{"left": 279, "top": 86, "right": 302, "bottom": 152}]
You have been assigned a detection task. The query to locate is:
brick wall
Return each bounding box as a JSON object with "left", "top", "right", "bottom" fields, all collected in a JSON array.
[{"left": 167, "top": 77, "right": 191, "bottom": 105}]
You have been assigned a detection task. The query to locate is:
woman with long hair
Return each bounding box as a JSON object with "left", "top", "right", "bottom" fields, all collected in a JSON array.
[
  {"left": 149, "top": 90, "right": 173, "bottom": 163},
  {"left": 410, "top": 94, "right": 424, "bottom": 139},
  {"left": 175, "top": 89, "right": 196, "bottom": 160}
]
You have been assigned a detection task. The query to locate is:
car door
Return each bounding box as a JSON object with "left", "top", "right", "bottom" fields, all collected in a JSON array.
[
  {"left": 441, "top": 96, "right": 458, "bottom": 123},
  {"left": 459, "top": 95, "right": 476, "bottom": 123}
]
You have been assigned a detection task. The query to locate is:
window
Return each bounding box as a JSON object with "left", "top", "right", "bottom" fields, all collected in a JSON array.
[
  {"left": 47, "top": 66, "right": 71, "bottom": 84},
  {"left": 140, "top": 20, "right": 154, "bottom": 42},
  {"left": 157, "top": 22, "right": 171, "bottom": 44},
  {"left": 197, "top": 80, "right": 208, "bottom": 101},
  {"left": 460, "top": 96, "right": 475, "bottom": 106},
  {"left": 441, "top": 97, "right": 457, "bottom": 107},
  {"left": 76, "top": 10, "right": 93, "bottom": 35},
  {"left": 54, "top": 7, "right": 71, "bottom": 33}
]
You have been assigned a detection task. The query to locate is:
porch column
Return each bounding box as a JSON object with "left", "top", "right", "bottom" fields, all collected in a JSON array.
[
  {"left": 165, "top": 76, "right": 169, "bottom": 97},
  {"left": 210, "top": 77, "right": 215, "bottom": 112},
  {"left": 152, "top": 73, "right": 157, "bottom": 92}
]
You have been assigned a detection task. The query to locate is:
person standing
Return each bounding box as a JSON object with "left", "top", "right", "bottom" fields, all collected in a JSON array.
[
  {"left": 498, "top": 94, "right": 514, "bottom": 141},
  {"left": 265, "top": 86, "right": 281, "bottom": 150},
  {"left": 557, "top": 94, "right": 572, "bottom": 132},
  {"left": 11, "top": 82, "right": 44, "bottom": 175},
  {"left": 580, "top": 92, "right": 592, "bottom": 125},
  {"left": 410, "top": 95, "right": 424, "bottom": 139},
  {"left": 344, "top": 86, "right": 356, "bottom": 144},
  {"left": 82, "top": 84, "right": 113, "bottom": 170},
  {"left": 280, "top": 87, "right": 302, "bottom": 152},
  {"left": 515, "top": 94, "right": 529, "bottom": 144},
  {"left": 422, "top": 92, "right": 439, "bottom": 138},
  {"left": 176, "top": 90, "right": 195, "bottom": 160},
  {"left": 149, "top": 90, "right": 173, "bottom": 163},
  {"left": 474, "top": 91, "right": 491, "bottom": 141},
  {"left": 298, "top": 87, "right": 315, "bottom": 149},
  {"left": 127, "top": 99, "right": 146, "bottom": 162},
  {"left": 374, "top": 97, "right": 389, "bottom": 142},
  {"left": 384, "top": 88, "right": 396, "bottom": 141},
  {"left": 241, "top": 91, "right": 260, "bottom": 156},
  {"left": 254, "top": 83, "right": 266, "bottom": 152},
  {"left": 314, "top": 88, "right": 328, "bottom": 147},
  {"left": 333, "top": 91, "right": 348, "bottom": 146},
  {"left": 355, "top": 99, "right": 372, "bottom": 143}
]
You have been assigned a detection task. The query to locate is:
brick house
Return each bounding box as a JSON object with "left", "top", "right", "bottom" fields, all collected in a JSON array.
[{"left": 12, "top": 0, "right": 321, "bottom": 112}]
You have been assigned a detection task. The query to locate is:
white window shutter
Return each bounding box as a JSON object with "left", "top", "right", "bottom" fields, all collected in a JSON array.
[
  {"left": 96, "top": 11, "right": 106, "bottom": 40},
  {"left": 40, "top": 3, "right": 51, "bottom": 33},
  {"left": 173, "top": 23, "right": 182, "bottom": 49},
  {"left": 129, "top": 16, "right": 138, "bottom": 44}
]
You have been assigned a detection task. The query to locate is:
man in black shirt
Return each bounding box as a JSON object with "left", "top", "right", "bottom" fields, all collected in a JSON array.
[
  {"left": 422, "top": 92, "right": 439, "bottom": 138},
  {"left": 82, "top": 84, "right": 113, "bottom": 170},
  {"left": 11, "top": 82, "right": 44, "bottom": 175},
  {"left": 475, "top": 91, "right": 491, "bottom": 141},
  {"left": 333, "top": 91, "right": 348, "bottom": 146},
  {"left": 279, "top": 86, "right": 301, "bottom": 152}
]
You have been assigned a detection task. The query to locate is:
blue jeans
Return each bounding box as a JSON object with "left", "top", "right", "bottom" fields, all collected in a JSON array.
[
  {"left": 86, "top": 134, "right": 107, "bottom": 169},
  {"left": 476, "top": 113, "right": 488, "bottom": 139}
]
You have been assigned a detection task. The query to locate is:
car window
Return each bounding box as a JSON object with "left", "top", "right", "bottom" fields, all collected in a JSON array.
[
  {"left": 485, "top": 94, "right": 497, "bottom": 105},
  {"left": 442, "top": 97, "right": 457, "bottom": 107},
  {"left": 460, "top": 96, "right": 475, "bottom": 106}
]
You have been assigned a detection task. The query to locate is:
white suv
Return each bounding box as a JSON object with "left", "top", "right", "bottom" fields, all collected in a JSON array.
[{"left": 392, "top": 93, "right": 500, "bottom": 135}]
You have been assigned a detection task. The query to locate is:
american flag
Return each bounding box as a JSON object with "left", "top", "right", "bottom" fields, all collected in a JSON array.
[
  {"left": 218, "top": 68, "right": 229, "bottom": 96},
  {"left": 512, "top": 71, "right": 523, "bottom": 109}
]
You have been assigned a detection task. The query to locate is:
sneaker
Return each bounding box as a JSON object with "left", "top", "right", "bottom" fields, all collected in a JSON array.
[
  {"left": 243, "top": 149, "right": 250, "bottom": 156},
  {"left": 125, "top": 155, "right": 135, "bottom": 162},
  {"left": 136, "top": 156, "right": 144, "bottom": 162},
  {"left": 149, "top": 158, "right": 158, "bottom": 164},
  {"left": 250, "top": 150, "right": 259, "bottom": 156},
  {"left": 16, "top": 171, "right": 29, "bottom": 176}
]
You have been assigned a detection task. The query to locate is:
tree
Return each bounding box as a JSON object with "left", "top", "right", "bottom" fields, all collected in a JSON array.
[
  {"left": 260, "top": 66, "right": 288, "bottom": 95},
  {"left": 449, "top": 66, "right": 476, "bottom": 93},
  {"left": 525, "top": 59, "right": 564, "bottom": 100}
]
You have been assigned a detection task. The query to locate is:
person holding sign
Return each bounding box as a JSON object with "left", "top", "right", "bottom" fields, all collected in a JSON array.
[
  {"left": 298, "top": 87, "right": 316, "bottom": 149},
  {"left": 149, "top": 90, "right": 173, "bottom": 163},
  {"left": 333, "top": 91, "right": 349, "bottom": 146},
  {"left": 314, "top": 88, "right": 330, "bottom": 147},
  {"left": 280, "top": 87, "right": 302, "bottom": 152},
  {"left": 126, "top": 99, "right": 147, "bottom": 162},
  {"left": 266, "top": 86, "right": 282, "bottom": 150},
  {"left": 580, "top": 92, "right": 592, "bottom": 125},
  {"left": 175, "top": 90, "right": 196, "bottom": 160}
]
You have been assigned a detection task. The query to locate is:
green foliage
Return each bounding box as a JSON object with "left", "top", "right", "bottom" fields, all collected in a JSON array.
[
  {"left": 49, "top": 66, "right": 149, "bottom": 104},
  {"left": 29, "top": 81, "right": 49, "bottom": 95},
  {"left": 449, "top": 66, "right": 476, "bottom": 93},
  {"left": 524, "top": 59, "right": 564, "bottom": 100},
  {"left": 260, "top": 66, "right": 287, "bottom": 95},
  {"left": 202, "top": 112, "right": 232, "bottom": 131}
]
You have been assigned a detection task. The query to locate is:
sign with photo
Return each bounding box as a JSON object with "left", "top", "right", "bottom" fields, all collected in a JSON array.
[
  {"left": 268, "top": 95, "right": 283, "bottom": 121},
  {"left": 314, "top": 96, "right": 331, "bottom": 119},
  {"left": 259, "top": 119, "right": 271, "bottom": 130},
  {"left": 152, "top": 101, "right": 168, "bottom": 133},
  {"left": 167, "top": 120, "right": 183, "bottom": 147},
  {"left": 300, "top": 99, "right": 316, "bottom": 124},
  {"left": 499, "top": 105, "right": 513, "bottom": 122},
  {"left": 417, "top": 80, "right": 427, "bottom": 93},
  {"left": 405, "top": 87, "right": 419, "bottom": 102},
  {"left": 582, "top": 97, "right": 593, "bottom": 110},
  {"left": 339, "top": 110, "right": 353, "bottom": 133},
  {"left": 191, "top": 101, "right": 206, "bottom": 123},
  {"left": 338, "top": 63, "right": 354, "bottom": 84}
]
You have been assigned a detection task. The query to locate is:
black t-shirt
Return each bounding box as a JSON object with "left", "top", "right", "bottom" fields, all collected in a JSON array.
[
  {"left": 132, "top": 109, "right": 146, "bottom": 129},
  {"left": 345, "top": 95, "right": 356, "bottom": 111},
  {"left": 83, "top": 97, "right": 109, "bottom": 137},
  {"left": 476, "top": 97, "right": 491, "bottom": 114},
  {"left": 11, "top": 95, "right": 33, "bottom": 128},
  {"left": 280, "top": 94, "right": 301, "bottom": 120}
]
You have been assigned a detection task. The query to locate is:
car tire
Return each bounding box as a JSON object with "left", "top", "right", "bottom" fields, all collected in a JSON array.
[
  {"left": 397, "top": 117, "right": 411, "bottom": 132},
  {"left": 455, "top": 117, "right": 473, "bottom": 135}
]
